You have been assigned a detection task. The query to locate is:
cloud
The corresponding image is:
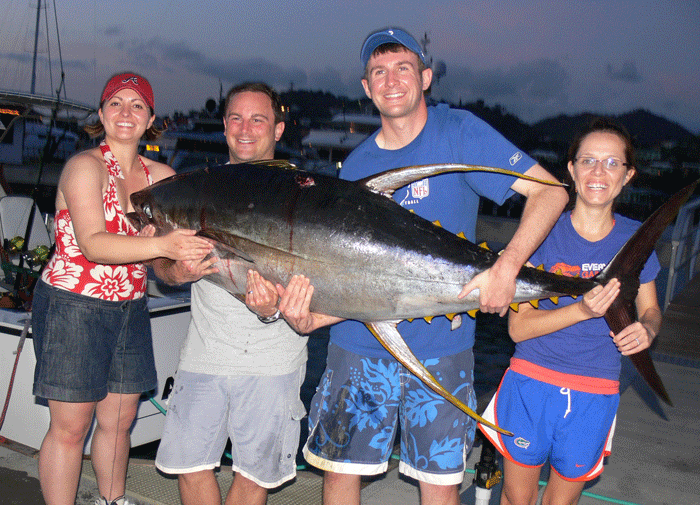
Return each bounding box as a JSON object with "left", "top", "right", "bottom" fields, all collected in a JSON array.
[
  {"left": 104, "top": 26, "right": 121, "bottom": 37},
  {"left": 606, "top": 60, "right": 642, "bottom": 83},
  {"left": 435, "top": 58, "right": 569, "bottom": 106}
]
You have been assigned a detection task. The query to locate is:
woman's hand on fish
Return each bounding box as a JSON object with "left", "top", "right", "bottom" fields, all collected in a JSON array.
[
  {"left": 246, "top": 270, "right": 279, "bottom": 318},
  {"left": 159, "top": 229, "right": 214, "bottom": 261},
  {"left": 580, "top": 278, "right": 620, "bottom": 319},
  {"left": 612, "top": 321, "right": 652, "bottom": 356}
]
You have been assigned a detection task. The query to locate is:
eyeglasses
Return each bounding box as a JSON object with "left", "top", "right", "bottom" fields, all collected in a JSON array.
[{"left": 574, "top": 157, "right": 631, "bottom": 170}]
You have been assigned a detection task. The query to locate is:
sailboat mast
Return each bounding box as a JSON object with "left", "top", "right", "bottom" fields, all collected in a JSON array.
[{"left": 30, "top": 0, "right": 42, "bottom": 94}]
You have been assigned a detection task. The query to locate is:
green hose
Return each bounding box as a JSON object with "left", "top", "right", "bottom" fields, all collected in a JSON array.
[{"left": 387, "top": 453, "right": 642, "bottom": 505}]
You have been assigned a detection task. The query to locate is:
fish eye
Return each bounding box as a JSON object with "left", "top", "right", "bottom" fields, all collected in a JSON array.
[{"left": 144, "top": 204, "right": 153, "bottom": 219}]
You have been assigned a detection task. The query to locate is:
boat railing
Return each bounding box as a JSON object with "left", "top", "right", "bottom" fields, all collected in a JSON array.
[{"left": 664, "top": 196, "right": 700, "bottom": 310}]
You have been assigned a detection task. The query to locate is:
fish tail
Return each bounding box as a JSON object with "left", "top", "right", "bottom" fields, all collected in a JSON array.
[{"left": 596, "top": 178, "right": 698, "bottom": 405}]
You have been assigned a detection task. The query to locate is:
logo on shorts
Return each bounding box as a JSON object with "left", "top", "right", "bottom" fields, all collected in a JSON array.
[{"left": 514, "top": 437, "right": 531, "bottom": 449}]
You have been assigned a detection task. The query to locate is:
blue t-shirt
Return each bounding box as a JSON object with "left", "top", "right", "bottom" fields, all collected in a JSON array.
[
  {"left": 331, "top": 104, "right": 537, "bottom": 359},
  {"left": 513, "top": 212, "right": 661, "bottom": 380}
]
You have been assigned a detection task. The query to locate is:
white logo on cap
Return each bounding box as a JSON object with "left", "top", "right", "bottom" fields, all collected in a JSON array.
[{"left": 122, "top": 76, "right": 138, "bottom": 85}]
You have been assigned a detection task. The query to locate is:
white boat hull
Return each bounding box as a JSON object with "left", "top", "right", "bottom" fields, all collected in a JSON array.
[{"left": 0, "top": 293, "right": 190, "bottom": 453}]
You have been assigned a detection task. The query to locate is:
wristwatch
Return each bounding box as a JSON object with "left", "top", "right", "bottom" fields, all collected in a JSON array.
[{"left": 257, "top": 309, "right": 281, "bottom": 324}]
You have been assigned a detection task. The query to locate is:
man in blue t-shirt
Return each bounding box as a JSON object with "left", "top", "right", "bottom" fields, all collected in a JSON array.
[{"left": 279, "top": 27, "right": 568, "bottom": 505}]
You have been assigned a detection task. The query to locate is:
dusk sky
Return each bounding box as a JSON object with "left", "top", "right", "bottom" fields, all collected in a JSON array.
[{"left": 3, "top": 0, "right": 700, "bottom": 133}]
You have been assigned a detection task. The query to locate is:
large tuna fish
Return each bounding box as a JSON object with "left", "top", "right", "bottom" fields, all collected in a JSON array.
[{"left": 129, "top": 161, "right": 696, "bottom": 435}]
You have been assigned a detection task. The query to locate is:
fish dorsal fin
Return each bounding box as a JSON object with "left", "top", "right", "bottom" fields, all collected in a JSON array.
[
  {"left": 358, "top": 163, "right": 566, "bottom": 196},
  {"left": 249, "top": 159, "right": 297, "bottom": 170}
]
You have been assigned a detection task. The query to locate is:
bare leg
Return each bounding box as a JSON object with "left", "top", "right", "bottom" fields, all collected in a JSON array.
[
  {"left": 179, "top": 469, "right": 222, "bottom": 505},
  {"left": 500, "top": 458, "right": 542, "bottom": 505},
  {"left": 323, "top": 472, "right": 361, "bottom": 505},
  {"left": 418, "top": 481, "right": 460, "bottom": 505},
  {"left": 91, "top": 393, "right": 140, "bottom": 502},
  {"left": 541, "top": 471, "right": 585, "bottom": 505},
  {"left": 225, "top": 473, "right": 268, "bottom": 505},
  {"left": 38, "top": 400, "right": 97, "bottom": 505}
]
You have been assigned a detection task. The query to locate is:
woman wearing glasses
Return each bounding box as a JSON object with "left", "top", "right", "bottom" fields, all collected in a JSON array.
[{"left": 480, "top": 117, "right": 662, "bottom": 505}]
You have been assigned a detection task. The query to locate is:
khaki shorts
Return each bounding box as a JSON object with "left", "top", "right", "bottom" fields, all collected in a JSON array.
[{"left": 155, "top": 366, "right": 306, "bottom": 488}]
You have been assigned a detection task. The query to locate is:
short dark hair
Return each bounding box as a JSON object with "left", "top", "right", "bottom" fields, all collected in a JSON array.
[
  {"left": 363, "top": 43, "right": 427, "bottom": 80},
  {"left": 567, "top": 117, "right": 636, "bottom": 168},
  {"left": 224, "top": 82, "right": 284, "bottom": 124}
]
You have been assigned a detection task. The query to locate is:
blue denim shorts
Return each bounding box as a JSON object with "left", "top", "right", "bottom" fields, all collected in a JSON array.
[
  {"left": 303, "top": 343, "right": 477, "bottom": 486},
  {"left": 32, "top": 280, "right": 157, "bottom": 402}
]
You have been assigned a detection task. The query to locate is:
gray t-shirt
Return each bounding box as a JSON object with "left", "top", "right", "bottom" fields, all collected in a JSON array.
[{"left": 179, "top": 279, "right": 308, "bottom": 376}]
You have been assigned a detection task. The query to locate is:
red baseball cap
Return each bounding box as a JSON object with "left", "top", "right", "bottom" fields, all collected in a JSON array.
[{"left": 100, "top": 72, "right": 155, "bottom": 111}]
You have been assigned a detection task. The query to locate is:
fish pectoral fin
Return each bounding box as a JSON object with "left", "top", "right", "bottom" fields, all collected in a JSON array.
[
  {"left": 358, "top": 164, "right": 566, "bottom": 195},
  {"left": 199, "top": 237, "right": 256, "bottom": 264},
  {"left": 365, "top": 322, "right": 512, "bottom": 436}
]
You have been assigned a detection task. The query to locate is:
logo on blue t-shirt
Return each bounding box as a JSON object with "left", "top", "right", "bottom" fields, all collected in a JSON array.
[
  {"left": 509, "top": 151, "right": 523, "bottom": 166},
  {"left": 399, "top": 179, "right": 430, "bottom": 207}
]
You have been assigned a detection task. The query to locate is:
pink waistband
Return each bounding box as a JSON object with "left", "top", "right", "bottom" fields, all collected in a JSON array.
[{"left": 509, "top": 358, "right": 619, "bottom": 395}]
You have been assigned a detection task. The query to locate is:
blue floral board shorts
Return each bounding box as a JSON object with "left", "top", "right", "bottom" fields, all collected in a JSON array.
[
  {"left": 32, "top": 280, "right": 157, "bottom": 402},
  {"left": 303, "top": 343, "right": 476, "bottom": 486}
]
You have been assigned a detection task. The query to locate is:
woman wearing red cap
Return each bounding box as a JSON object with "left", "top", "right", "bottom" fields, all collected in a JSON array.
[{"left": 31, "top": 72, "right": 214, "bottom": 505}]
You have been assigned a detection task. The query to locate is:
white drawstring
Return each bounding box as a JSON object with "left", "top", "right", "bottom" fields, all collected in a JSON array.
[{"left": 560, "top": 387, "right": 572, "bottom": 418}]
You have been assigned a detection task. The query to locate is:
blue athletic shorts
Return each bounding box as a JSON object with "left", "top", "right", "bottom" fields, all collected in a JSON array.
[
  {"left": 479, "top": 367, "right": 619, "bottom": 481},
  {"left": 155, "top": 367, "right": 307, "bottom": 488},
  {"left": 303, "top": 342, "right": 477, "bottom": 486},
  {"left": 32, "top": 280, "right": 157, "bottom": 402}
]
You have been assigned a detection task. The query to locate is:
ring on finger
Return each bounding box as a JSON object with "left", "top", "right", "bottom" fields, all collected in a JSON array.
[{"left": 635, "top": 337, "right": 640, "bottom": 346}]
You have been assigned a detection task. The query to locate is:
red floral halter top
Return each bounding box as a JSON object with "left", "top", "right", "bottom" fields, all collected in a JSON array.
[{"left": 41, "top": 141, "right": 153, "bottom": 301}]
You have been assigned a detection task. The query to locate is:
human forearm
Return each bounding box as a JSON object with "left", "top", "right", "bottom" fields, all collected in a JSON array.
[
  {"left": 509, "top": 302, "right": 590, "bottom": 342},
  {"left": 77, "top": 229, "right": 212, "bottom": 265},
  {"left": 498, "top": 185, "right": 568, "bottom": 273}
]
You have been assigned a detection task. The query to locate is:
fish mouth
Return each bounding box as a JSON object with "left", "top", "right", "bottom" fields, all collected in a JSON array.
[{"left": 125, "top": 211, "right": 145, "bottom": 231}]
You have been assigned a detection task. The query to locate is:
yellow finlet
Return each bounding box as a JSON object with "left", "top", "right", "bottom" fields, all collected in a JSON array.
[
  {"left": 478, "top": 242, "right": 490, "bottom": 250},
  {"left": 529, "top": 299, "right": 539, "bottom": 309},
  {"left": 457, "top": 232, "right": 467, "bottom": 240},
  {"left": 424, "top": 316, "right": 434, "bottom": 323},
  {"left": 509, "top": 302, "right": 520, "bottom": 312},
  {"left": 432, "top": 220, "right": 443, "bottom": 227},
  {"left": 550, "top": 296, "right": 559, "bottom": 305},
  {"left": 467, "top": 309, "right": 479, "bottom": 318}
]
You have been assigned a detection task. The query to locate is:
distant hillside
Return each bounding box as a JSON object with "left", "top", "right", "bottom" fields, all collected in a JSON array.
[{"left": 530, "top": 109, "right": 693, "bottom": 148}]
